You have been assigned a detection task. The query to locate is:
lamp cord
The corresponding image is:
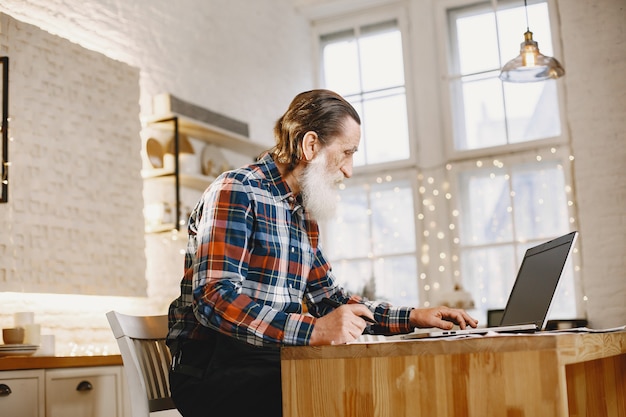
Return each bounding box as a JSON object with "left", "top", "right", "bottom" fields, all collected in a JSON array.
[{"left": 524, "top": 0, "right": 530, "bottom": 32}]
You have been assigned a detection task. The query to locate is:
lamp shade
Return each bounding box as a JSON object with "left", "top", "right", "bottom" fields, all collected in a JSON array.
[{"left": 500, "top": 31, "right": 565, "bottom": 82}]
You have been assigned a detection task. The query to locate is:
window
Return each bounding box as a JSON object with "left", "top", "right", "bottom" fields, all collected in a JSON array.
[
  {"left": 443, "top": 0, "right": 581, "bottom": 324},
  {"left": 313, "top": 1, "right": 581, "bottom": 322},
  {"left": 319, "top": 19, "right": 410, "bottom": 166},
  {"left": 316, "top": 8, "right": 419, "bottom": 306},
  {"left": 447, "top": 0, "right": 562, "bottom": 151},
  {"left": 451, "top": 149, "right": 580, "bottom": 323}
]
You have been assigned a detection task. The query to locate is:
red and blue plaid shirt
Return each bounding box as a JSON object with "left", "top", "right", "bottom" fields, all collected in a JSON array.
[{"left": 167, "top": 153, "right": 413, "bottom": 346}]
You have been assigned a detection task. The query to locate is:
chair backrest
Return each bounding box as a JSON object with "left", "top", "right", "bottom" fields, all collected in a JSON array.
[{"left": 106, "top": 310, "right": 181, "bottom": 417}]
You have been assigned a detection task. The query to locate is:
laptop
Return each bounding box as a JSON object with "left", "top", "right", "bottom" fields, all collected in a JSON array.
[{"left": 403, "top": 231, "right": 578, "bottom": 339}]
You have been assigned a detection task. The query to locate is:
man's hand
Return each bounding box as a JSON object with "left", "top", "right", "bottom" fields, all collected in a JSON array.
[
  {"left": 410, "top": 306, "right": 478, "bottom": 330},
  {"left": 309, "top": 304, "right": 375, "bottom": 346}
]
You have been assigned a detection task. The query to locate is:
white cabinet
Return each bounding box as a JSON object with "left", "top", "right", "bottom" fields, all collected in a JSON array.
[
  {"left": 45, "top": 367, "right": 124, "bottom": 417},
  {"left": 0, "top": 366, "right": 125, "bottom": 417},
  {"left": 0, "top": 369, "right": 45, "bottom": 417}
]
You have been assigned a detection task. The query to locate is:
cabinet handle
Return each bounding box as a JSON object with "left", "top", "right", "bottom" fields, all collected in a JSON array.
[
  {"left": 76, "top": 380, "right": 93, "bottom": 391},
  {"left": 0, "top": 383, "right": 11, "bottom": 396}
]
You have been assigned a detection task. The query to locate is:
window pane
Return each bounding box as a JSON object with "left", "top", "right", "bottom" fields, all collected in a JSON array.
[
  {"left": 325, "top": 177, "right": 419, "bottom": 307},
  {"left": 549, "top": 262, "right": 577, "bottom": 319},
  {"left": 361, "top": 91, "right": 410, "bottom": 164},
  {"left": 325, "top": 185, "right": 371, "bottom": 259},
  {"left": 455, "top": 8, "right": 500, "bottom": 74},
  {"left": 511, "top": 161, "right": 569, "bottom": 241},
  {"left": 359, "top": 27, "right": 405, "bottom": 91},
  {"left": 458, "top": 169, "right": 513, "bottom": 245},
  {"left": 504, "top": 81, "right": 561, "bottom": 142},
  {"left": 373, "top": 255, "right": 419, "bottom": 306},
  {"left": 321, "top": 33, "right": 361, "bottom": 96},
  {"left": 330, "top": 259, "right": 373, "bottom": 297},
  {"left": 457, "top": 158, "right": 570, "bottom": 245},
  {"left": 454, "top": 75, "right": 507, "bottom": 149},
  {"left": 370, "top": 181, "right": 415, "bottom": 255},
  {"left": 462, "top": 245, "right": 517, "bottom": 321}
]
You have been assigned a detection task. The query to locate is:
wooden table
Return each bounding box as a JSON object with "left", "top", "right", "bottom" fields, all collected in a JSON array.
[{"left": 281, "top": 331, "right": 626, "bottom": 417}]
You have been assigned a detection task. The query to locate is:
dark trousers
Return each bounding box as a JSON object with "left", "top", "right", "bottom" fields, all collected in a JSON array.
[{"left": 169, "top": 330, "right": 282, "bottom": 417}]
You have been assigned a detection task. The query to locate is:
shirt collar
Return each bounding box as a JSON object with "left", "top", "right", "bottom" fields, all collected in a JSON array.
[
  {"left": 256, "top": 154, "right": 318, "bottom": 244},
  {"left": 256, "top": 153, "right": 297, "bottom": 204}
]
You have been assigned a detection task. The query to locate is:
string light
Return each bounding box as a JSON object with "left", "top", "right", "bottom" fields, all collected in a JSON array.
[
  {"left": 415, "top": 148, "right": 581, "bottom": 312},
  {"left": 327, "top": 146, "right": 582, "bottom": 313}
]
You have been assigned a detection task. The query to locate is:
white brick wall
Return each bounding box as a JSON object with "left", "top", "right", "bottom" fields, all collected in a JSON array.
[
  {"left": 0, "top": 13, "right": 145, "bottom": 295},
  {"left": 559, "top": 0, "right": 626, "bottom": 328},
  {"left": 0, "top": 12, "right": 147, "bottom": 353}
]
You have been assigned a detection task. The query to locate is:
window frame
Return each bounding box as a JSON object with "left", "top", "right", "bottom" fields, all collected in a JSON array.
[
  {"left": 312, "top": 3, "right": 425, "bottom": 306},
  {"left": 434, "top": 0, "right": 570, "bottom": 162},
  {"left": 308, "top": 0, "right": 583, "bottom": 319},
  {"left": 446, "top": 147, "right": 584, "bottom": 322},
  {"left": 311, "top": 3, "right": 419, "bottom": 174},
  {"left": 435, "top": 0, "right": 583, "bottom": 321}
]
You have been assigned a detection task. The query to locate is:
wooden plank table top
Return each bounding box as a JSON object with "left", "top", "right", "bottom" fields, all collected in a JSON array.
[
  {"left": 282, "top": 331, "right": 626, "bottom": 363},
  {"left": 281, "top": 331, "right": 626, "bottom": 417}
]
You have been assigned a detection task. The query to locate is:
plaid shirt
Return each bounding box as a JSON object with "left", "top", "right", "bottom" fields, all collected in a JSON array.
[{"left": 167, "top": 153, "right": 414, "bottom": 347}]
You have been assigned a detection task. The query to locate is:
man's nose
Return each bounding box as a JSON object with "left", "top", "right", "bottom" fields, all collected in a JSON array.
[{"left": 341, "top": 161, "right": 353, "bottom": 178}]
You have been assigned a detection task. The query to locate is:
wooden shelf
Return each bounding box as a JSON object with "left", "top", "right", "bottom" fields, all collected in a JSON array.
[
  {"left": 142, "top": 93, "right": 267, "bottom": 158},
  {"left": 180, "top": 172, "right": 215, "bottom": 190},
  {"left": 143, "top": 114, "right": 266, "bottom": 158},
  {"left": 142, "top": 94, "right": 266, "bottom": 233},
  {"left": 142, "top": 169, "right": 215, "bottom": 191},
  {"left": 144, "top": 222, "right": 178, "bottom": 234}
]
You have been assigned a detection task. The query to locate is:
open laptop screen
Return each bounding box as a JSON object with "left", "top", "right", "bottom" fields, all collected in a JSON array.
[{"left": 500, "top": 232, "right": 577, "bottom": 329}]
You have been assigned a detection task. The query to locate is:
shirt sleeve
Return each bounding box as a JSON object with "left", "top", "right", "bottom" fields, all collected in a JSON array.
[{"left": 190, "top": 174, "right": 315, "bottom": 346}]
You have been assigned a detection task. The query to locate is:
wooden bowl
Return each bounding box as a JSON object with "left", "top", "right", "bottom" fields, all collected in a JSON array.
[{"left": 2, "top": 327, "right": 25, "bottom": 344}]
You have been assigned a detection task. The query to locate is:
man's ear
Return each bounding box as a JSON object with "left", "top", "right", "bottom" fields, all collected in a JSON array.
[{"left": 301, "top": 131, "right": 319, "bottom": 162}]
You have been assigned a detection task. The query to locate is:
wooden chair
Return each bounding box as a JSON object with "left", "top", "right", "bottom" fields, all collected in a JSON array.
[{"left": 106, "top": 311, "right": 182, "bottom": 417}]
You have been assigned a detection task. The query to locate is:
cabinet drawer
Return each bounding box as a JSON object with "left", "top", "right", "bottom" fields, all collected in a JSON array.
[
  {"left": 0, "top": 369, "right": 45, "bottom": 417},
  {"left": 45, "top": 366, "right": 123, "bottom": 417}
]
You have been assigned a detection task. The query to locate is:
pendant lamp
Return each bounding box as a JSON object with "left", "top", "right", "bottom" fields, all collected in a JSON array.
[{"left": 499, "top": 0, "right": 565, "bottom": 83}]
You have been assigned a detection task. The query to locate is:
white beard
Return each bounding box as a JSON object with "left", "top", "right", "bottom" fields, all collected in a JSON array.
[{"left": 300, "top": 151, "right": 343, "bottom": 222}]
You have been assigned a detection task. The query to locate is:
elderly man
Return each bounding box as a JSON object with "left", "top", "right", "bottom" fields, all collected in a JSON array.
[{"left": 167, "top": 89, "right": 477, "bottom": 417}]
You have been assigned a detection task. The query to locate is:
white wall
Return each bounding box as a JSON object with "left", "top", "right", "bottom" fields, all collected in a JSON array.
[{"left": 0, "top": 0, "right": 314, "bottom": 354}]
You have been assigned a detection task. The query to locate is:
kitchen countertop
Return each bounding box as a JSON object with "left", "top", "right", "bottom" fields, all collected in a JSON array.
[{"left": 0, "top": 355, "right": 123, "bottom": 371}]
